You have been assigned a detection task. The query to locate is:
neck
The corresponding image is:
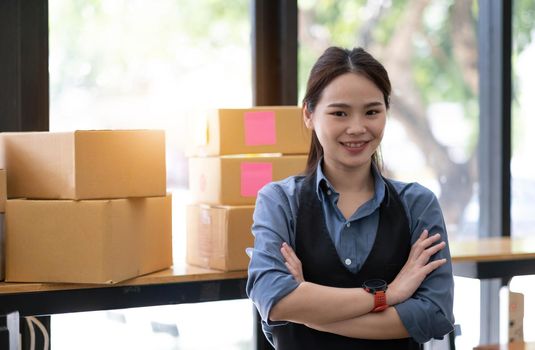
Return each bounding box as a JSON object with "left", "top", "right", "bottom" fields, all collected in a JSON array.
[{"left": 323, "top": 160, "right": 374, "bottom": 194}]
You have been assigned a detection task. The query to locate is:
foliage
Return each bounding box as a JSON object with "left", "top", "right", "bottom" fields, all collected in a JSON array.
[
  {"left": 49, "top": 0, "right": 249, "bottom": 97},
  {"left": 513, "top": 0, "right": 535, "bottom": 52}
]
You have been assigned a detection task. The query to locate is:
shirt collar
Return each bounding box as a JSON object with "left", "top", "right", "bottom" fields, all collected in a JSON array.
[
  {"left": 315, "top": 160, "right": 333, "bottom": 201},
  {"left": 314, "top": 159, "right": 386, "bottom": 209}
]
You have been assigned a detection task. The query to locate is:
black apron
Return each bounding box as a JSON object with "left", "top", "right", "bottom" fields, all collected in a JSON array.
[{"left": 271, "top": 173, "right": 422, "bottom": 350}]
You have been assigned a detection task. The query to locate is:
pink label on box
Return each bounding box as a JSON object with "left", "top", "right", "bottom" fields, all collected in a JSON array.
[
  {"left": 241, "top": 162, "right": 273, "bottom": 197},
  {"left": 244, "top": 111, "right": 277, "bottom": 146}
]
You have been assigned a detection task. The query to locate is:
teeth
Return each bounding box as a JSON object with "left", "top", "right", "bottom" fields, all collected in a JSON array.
[{"left": 344, "top": 142, "right": 365, "bottom": 148}]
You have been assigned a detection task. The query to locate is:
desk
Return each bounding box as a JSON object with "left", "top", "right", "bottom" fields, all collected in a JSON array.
[
  {"left": 450, "top": 237, "right": 535, "bottom": 279},
  {"left": 2, "top": 237, "right": 535, "bottom": 349},
  {"left": 450, "top": 237, "right": 535, "bottom": 348},
  {"left": 474, "top": 341, "right": 535, "bottom": 350},
  {"left": 0, "top": 265, "right": 248, "bottom": 317}
]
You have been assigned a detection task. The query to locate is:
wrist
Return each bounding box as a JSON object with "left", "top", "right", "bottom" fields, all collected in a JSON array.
[
  {"left": 385, "top": 288, "right": 399, "bottom": 306},
  {"left": 363, "top": 279, "right": 388, "bottom": 312}
]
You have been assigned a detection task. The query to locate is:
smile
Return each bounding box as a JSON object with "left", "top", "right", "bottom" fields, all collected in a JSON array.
[{"left": 341, "top": 141, "right": 368, "bottom": 148}]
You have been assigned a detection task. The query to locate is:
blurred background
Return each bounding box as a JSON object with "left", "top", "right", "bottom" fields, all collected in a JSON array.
[{"left": 46, "top": 0, "right": 535, "bottom": 349}]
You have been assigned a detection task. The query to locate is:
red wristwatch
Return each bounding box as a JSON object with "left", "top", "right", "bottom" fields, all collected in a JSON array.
[{"left": 363, "top": 279, "right": 388, "bottom": 312}]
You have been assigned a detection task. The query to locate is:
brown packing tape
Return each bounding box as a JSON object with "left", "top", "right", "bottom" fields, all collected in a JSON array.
[
  {"left": 186, "top": 204, "right": 254, "bottom": 271},
  {"left": 197, "top": 206, "right": 212, "bottom": 266}
]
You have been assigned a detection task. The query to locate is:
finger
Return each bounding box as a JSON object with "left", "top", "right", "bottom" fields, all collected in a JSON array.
[
  {"left": 427, "top": 241, "right": 446, "bottom": 256},
  {"left": 285, "top": 262, "right": 303, "bottom": 282},
  {"left": 422, "top": 258, "right": 447, "bottom": 274},
  {"left": 282, "top": 243, "right": 301, "bottom": 267},
  {"left": 410, "top": 230, "right": 430, "bottom": 257},
  {"left": 285, "top": 261, "right": 297, "bottom": 275},
  {"left": 420, "top": 233, "right": 442, "bottom": 250},
  {"left": 416, "top": 241, "right": 446, "bottom": 265},
  {"left": 281, "top": 243, "right": 295, "bottom": 261},
  {"left": 418, "top": 229, "right": 429, "bottom": 241}
]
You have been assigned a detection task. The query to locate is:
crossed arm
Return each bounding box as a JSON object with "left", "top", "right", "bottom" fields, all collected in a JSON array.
[{"left": 269, "top": 230, "right": 447, "bottom": 339}]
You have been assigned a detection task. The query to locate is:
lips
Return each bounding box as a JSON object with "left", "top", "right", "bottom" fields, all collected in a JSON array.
[{"left": 341, "top": 141, "right": 367, "bottom": 148}]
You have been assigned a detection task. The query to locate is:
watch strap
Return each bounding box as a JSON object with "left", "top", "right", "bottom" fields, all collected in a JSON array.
[{"left": 371, "top": 290, "right": 388, "bottom": 312}]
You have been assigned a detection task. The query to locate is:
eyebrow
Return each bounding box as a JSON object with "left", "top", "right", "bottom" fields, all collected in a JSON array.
[{"left": 326, "top": 101, "right": 384, "bottom": 108}]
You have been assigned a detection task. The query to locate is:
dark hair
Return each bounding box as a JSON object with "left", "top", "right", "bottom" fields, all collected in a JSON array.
[{"left": 302, "top": 47, "right": 391, "bottom": 176}]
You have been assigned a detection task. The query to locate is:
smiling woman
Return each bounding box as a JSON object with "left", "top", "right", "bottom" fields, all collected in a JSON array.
[{"left": 247, "top": 46, "right": 454, "bottom": 350}]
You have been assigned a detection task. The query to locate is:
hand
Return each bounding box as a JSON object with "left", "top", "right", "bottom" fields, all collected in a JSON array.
[
  {"left": 387, "top": 230, "right": 447, "bottom": 305},
  {"left": 281, "top": 242, "right": 305, "bottom": 284}
]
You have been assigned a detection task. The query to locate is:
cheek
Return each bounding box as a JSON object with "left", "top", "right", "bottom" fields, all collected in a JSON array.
[
  {"left": 372, "top": 119, "right": 386, "bottom": 140},
  {"left": 313, "top": 127, "right": 333, "bottom": 149}
]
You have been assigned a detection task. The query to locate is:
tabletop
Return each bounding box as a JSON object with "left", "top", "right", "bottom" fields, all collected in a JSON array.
[
  {"left": 474, "top": 341, "right": 535, "bottom": 350},
  {"left": 0, "top": 264, "right": 248, "bottom": 317},
  {"left": 449, "top": 237, "right": 535, "bottom": 279},
  {"left": 450, "top": 237, "right": 535, "bottom": 263},
  {"left": 0, "top": 264, "right": 247, "bottom": 295}
]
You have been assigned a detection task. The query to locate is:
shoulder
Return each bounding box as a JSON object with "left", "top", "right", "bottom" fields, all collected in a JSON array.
[
  {"left": 385, "top": 178, "right": 444, "bottom": 231},
  {"left": 386, "top": 178, "right": 439, "bottom": 205},
  {"left": 253, "top": 175, "right": 307, "bottom": 246},
  {"left": 385, "top": 178, "right": 447, "bottom": 240},
  {"left": 255, "top": 175, "right": 307, "bottom": 219},
  {"left": 258, "top": 175, "right": 307, "bottom": 202}
]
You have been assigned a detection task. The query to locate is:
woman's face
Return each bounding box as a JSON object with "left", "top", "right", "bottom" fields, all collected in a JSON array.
[{"left": 304, "top": 72, "right": 387, "bottom": 173}]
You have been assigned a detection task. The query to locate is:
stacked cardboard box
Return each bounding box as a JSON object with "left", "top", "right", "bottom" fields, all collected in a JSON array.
[
  {"left": 186, "top": 107, "right": 310, "bottom": 271},
  {"left": 0, "top": 130, "right": 172, "bottom": 284}
]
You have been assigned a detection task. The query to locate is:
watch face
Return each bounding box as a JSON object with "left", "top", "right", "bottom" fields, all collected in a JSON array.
[{"left": 363, "top": 279, "right": 387, "bottom": 291}]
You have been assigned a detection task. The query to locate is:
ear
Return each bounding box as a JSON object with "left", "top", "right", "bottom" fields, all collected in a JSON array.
[{"left": 303, "top": 104, "right": 314, "bottom": 130}]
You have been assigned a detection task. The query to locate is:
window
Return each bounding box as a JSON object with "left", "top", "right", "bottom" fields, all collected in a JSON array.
[
  {"left": 49, "top": 1, "right": 253, "bottom": 349},
  {"left": 298, "top": 0, "right": 479, "bottom": 240},
  {"left": 509, "top": 0, "right": 535, "bottom": 342},
  {"left": 511, "top": 0, "right": 535, "bottom": 239}
]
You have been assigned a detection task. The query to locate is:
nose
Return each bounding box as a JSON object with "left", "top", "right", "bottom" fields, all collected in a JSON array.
[{"left": 345, "top": 116, "right": 367, "bottom": 135}]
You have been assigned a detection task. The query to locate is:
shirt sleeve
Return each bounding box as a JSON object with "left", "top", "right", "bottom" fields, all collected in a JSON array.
[
  {"left": 393, "top": 182, "right": 455, "bottom": 343},
  {"left": 246, "top": 182, "right": 300, "bottom": 327}
]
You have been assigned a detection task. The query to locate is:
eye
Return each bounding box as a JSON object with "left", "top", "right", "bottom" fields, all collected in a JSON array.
[
  {"left": 330, "top": 111, "right": 347, "bottom": 117},
  {"left": 366, "top": 109, "right": 380, "bottom": 116}
]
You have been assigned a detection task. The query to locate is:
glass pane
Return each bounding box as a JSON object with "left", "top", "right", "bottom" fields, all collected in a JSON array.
[
  {"left": 511, "top": 0, "right": 535, "bottom": 342},
  {"left": 298, "top": 0, "right": 479, "bottom": 240},
  {"left": 298, "top": 1, "right": 479, "bottom": 348},
  {"left": 512, "top": 0, "right": 535, "bottom": 239},
  {"left": 49, "top": 1, "right": 252, "bottom": 349}
]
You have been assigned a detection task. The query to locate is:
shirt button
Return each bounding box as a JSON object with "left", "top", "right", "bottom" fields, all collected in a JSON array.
[
  {"left": 345, "top": 258, "right": 352, "bottom": 266},
  {"left": 346, "top": 222, "right": 351, "bottom": 228},
  {"left": 327, "top": 190, "right": 332, "bottom": 195}
]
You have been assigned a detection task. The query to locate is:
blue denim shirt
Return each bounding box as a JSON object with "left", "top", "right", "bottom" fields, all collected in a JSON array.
[{"left": 246, "top": 162, "right": 454, "bottom": 344}]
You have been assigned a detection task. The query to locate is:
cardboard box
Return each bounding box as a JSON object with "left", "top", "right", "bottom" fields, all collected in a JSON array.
[
  {"left": 187, "top": 107, "right": 311, "bottom": 156},
  {"left": 0, "top": 169, "right": 5, "bottom": 212},
  {"left": 5, "top": 195, "right": 172, "bottom": 284},
  {"left": 0, "top": 214, "right": 4, "bottom": 281},
  {"left": 187, "top": 204, "right": 254, "bottom": 271},
  {"left": 509, "top": 291, "right": 524, "bottom": 342},
  {"left": 500, "top": 287, "right": 525, "bottom": 344},
  {"left": 0, "top": 130, "right": 166, "bottom": 200},
  {"left": 189, "top": 155, "right": 307, "bottom": 205}
]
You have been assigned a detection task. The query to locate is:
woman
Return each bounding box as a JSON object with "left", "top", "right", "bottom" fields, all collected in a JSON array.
[{"left": 246, "top": 47, "right": 454, "bottom": 349}]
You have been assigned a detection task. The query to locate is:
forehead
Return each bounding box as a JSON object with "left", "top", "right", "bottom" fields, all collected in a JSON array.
[{"left": 319, "top": 72, "right": 384, "bottom": 105}]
